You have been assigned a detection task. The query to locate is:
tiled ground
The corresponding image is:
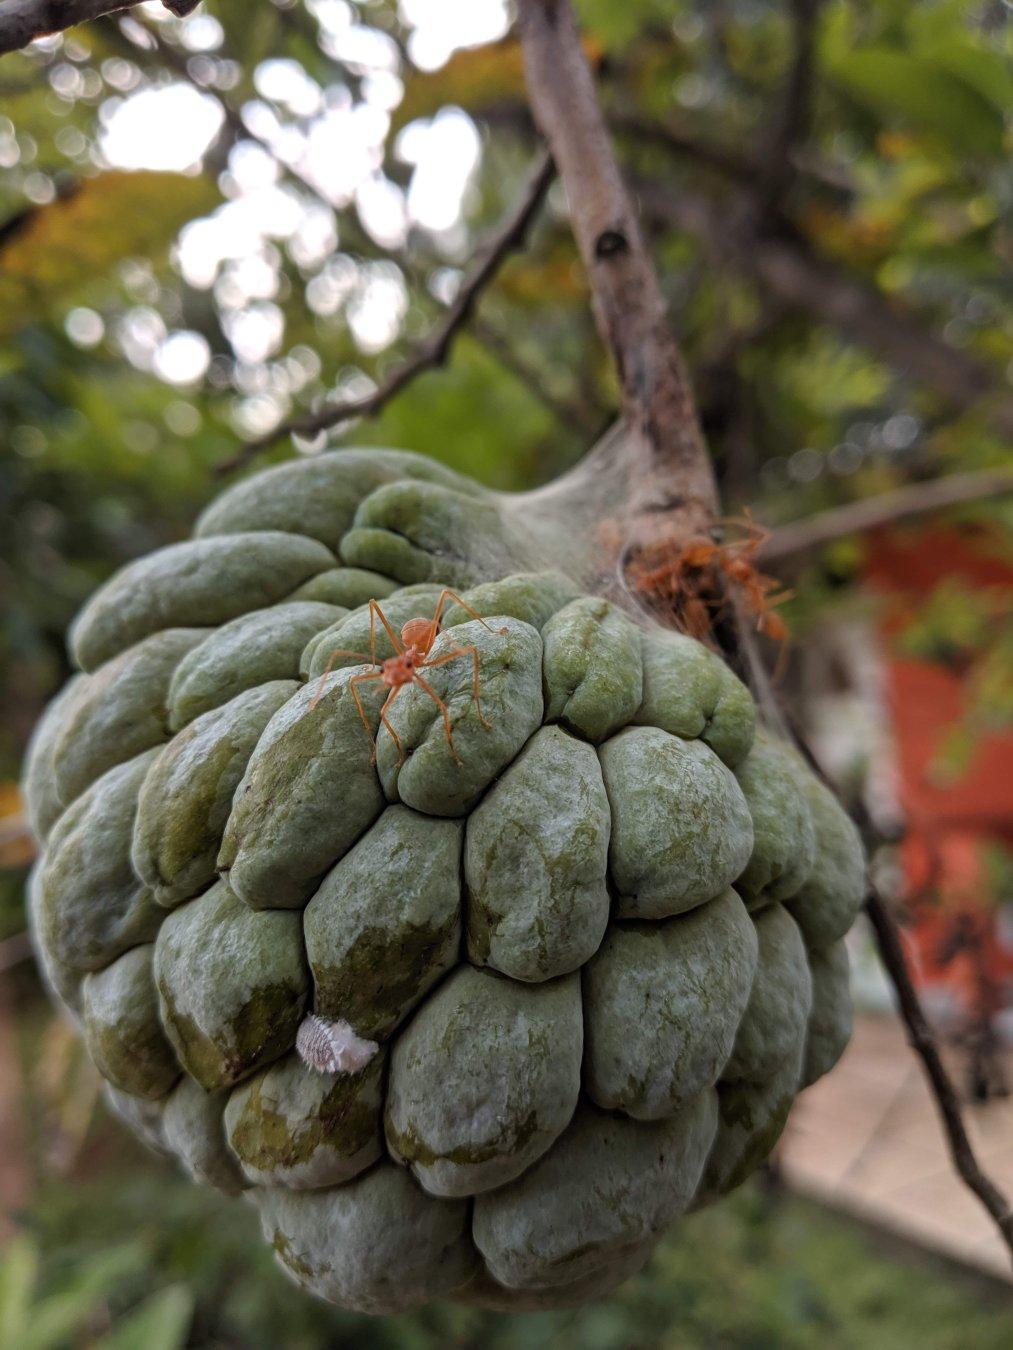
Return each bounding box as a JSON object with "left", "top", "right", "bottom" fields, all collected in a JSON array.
[{"left": 781, "top": 1013, "right": 1013, "bottom": 1281}]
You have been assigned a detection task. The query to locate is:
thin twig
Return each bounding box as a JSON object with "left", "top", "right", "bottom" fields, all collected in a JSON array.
[
  {"left": 616, "top": 110, "right": 853, "bottom": 198},
  {"left": 759, "top": 466, "right": 1013, "bottom": 563},
  {"left": 865, "top": 889, "right": 1013, "bottom": 1259},
  {"left": 785, "top": 722, "right": 1013, "bottom": 1264},
  {"left": 611, "top": 111, "right": 760, "bottom": 185},
  {"left": 1, "top": 0, "right": 134, "bottom": 56},
  {"left": 476, "top": 93, "right": 854, "bottom": 195},
  {"left": 618, "top": 97, "right": 1006, "bottom": 427},
  {"left": 0, "top": 930, "right": 32, "bottom": 974},
  {"left": 217, "top": 149, "right": 556, "bottom": 474}
]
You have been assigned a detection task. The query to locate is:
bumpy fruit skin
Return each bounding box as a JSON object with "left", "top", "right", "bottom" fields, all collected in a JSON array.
[{"left": 23, "top": 449, "right": 864, "bottom": 1314}]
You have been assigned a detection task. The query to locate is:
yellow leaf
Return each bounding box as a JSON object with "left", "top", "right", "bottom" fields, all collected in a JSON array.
[
  {"left": 393, "top": 36, "right": 602, "bottom": 133},
  {"left": 498, "top": 245, "right": 588, "bottom": 305},
  {"left": 0, "top": 170, "right": 219, "bottom": 336},
  {"left": 0, "top": 782, "right": 33, "bottom": 868}
]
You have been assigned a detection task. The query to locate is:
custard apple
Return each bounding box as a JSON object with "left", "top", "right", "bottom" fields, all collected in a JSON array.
[{"left": 23, "top": 448, "right": 865, "bottom": 1313}]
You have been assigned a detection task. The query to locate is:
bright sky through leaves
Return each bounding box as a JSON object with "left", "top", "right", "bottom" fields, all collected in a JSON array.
[{"left": 87, "top": 0, "right": 508, "bottom": 425}]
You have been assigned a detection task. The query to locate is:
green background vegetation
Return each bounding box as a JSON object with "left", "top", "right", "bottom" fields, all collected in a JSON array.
[{"left": 1, "top": 1, "right": 1011, "bottom": 1342}]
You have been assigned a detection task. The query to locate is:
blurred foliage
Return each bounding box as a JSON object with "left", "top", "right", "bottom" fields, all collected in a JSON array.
[
  {"left": 8, "top": 1124, "right": 1013, "bottom": 1350},
  {"left": 0, "top": 172, "right": 219, "bottom": 336},
  {"left": 0, "top": 1236, "right": 193, "bottom": 1350},
  {"left": 983, "top": 840, "right": 1013, "bottom": 907},
  {"left": 2, "top": 992, "right": 1009, "bottom": 1347},
  {"left": 391, "top": 37, "right": 531, "bottom": 134},
  {"left": 1, "top": 1, "right": 1013, "bottom": 1338}
]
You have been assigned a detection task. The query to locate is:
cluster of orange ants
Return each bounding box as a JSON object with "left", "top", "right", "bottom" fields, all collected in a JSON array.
[
  {"left": 310, "top": 516, "right": 788, "bottom": 765},
  {"left": 627, "top": 512, "right": 791, "bottom": 644}
]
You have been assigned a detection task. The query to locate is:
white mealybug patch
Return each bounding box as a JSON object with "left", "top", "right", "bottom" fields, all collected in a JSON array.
[{"left": 296, "top": 1014, "right": 379, "bottom": 1074}]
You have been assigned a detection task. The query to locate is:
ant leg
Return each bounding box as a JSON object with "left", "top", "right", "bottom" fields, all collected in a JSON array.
[
  {"left": 309, "top": 647, "right": 377, "bottom": 711},
  {"left": 430, "top": 589, "right": 508, "bottom": 637},
  {"left": 771, "top": 634, "right": 791, "bottom": 684},
  {"left": 368, "top": 600, "right": 404, "bottom": 664},
  {"left": 377, "top": 686, "right": 405, "bottom": 768},
  {"left": 423, "top": 644, "right": 491, "bottom": 730},
  {"left": 412, "top": 674, "right": 464, "bottom": 768},
  {"left": 347, "top": 670, "right": 384, "bottom": 758}
]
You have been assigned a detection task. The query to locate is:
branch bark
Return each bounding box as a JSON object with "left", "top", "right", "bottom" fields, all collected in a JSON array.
[
  {"left": 517, "top": 0, "right": 718, "bottom": 548},
  {"left": 218, "top": 148, "right": 555, "bottom": 473},
  {"left": 759, "top": 466, "right": 1013, "bottom": 563},
  {"left": 0, "top": 0, "right": 198, "bottom": 56},
  {"left": 756, "top": 0, "right": 821, "bottom": 218}
]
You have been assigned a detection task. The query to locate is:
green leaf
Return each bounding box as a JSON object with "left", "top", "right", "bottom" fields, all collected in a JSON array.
[
  {"left": 0, "top": 1237, "right": 38, "bottom": 1350},
  {"left": 101, "top": 1285, "right": 195, "bottom": 1350},
  {"left": 356, "top": 335, "right": 584, "bottom": 488},
  {"left": 393, "top": 34, "right": 602, "bottom": 134},
  {"left": 830, "top": 48, "right": 1005, "bottom": 156},
  {"left": 392, "top": 38, "right": 528, "bottom": 134},
  {"left": 925, "top": 46, "right": 1013, "bottom": 116},
  {"left": 0, "top": 171, "right": 219, "bottom": 337},
  {"left": 576, "top": 0, "right": 671, "bottom": 48},
  {"left": 21, "top": 1244, "right": 145, "bottom": 1350}
]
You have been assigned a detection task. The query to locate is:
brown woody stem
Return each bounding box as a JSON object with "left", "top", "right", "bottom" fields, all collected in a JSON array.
[{"left": 516, "top": 0, "right": 718, "bottom": 550}]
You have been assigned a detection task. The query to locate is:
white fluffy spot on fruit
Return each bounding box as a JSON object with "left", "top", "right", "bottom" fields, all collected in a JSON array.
[{"left": 297, "top": 1014, "right": 379, "bottom": 1075}]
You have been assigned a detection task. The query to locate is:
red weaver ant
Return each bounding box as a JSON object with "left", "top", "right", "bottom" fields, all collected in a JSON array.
[{"left": 310, "top": 589, "right": 508, "bottom": 767}]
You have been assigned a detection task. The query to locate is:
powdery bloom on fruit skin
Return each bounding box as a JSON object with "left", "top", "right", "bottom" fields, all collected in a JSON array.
[{"left": 297, "top": 1014, "right": 379, "bottom": 1074}]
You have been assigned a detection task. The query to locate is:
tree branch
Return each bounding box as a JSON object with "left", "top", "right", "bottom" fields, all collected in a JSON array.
[
  {"left": 610, "top": 111, "right": 762, "bottom": 186},
  {"left": 517, "top": 0, "right": 718, "bottom": 548},
  {"left": 863, "top": 888, "right": 1013, "bottom": 1259},
  {"left": 0, "top": 0, "right": 198, "bottom": 57},
  {"left": 756, "top": 0, "right": 821, "bottom": 218},
  {"left": 759, "top": 466, "right": 1013, "bottom": 563},
  {"left": 217, "top": 148, "right": 556, "bottom": 474}
]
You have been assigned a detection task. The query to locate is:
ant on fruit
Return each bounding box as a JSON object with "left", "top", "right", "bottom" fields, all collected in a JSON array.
[
  {"left": 310, "top": 589, "right": 508, "bottom": 768},
  {"left": 629, "top": 512, "right": 791, "bottom": 645}
]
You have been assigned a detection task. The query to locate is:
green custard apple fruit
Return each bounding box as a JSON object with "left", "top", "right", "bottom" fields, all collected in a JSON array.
[{"left": 23, "top": 448, "right": 865, "bottom": 1314}]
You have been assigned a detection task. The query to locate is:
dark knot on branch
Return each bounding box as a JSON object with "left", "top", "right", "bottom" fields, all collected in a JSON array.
[{"left": 594, "top": 229, "right": 629, "bottom": 259}]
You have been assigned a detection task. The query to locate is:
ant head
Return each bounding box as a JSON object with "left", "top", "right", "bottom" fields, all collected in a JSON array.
[{"left": 400, "top": 616, "right": 434, "bottom": 650}]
